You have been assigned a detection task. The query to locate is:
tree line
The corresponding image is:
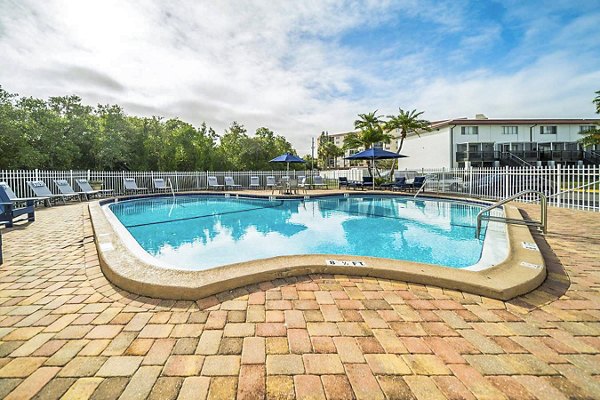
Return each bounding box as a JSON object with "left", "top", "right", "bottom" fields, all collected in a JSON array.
[{"left": 0, "top": 86, "right": 305, "bottom": 171}]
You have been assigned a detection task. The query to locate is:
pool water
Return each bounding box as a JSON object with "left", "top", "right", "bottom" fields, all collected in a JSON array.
[{"left": 107, "top": 195, "right": 493, "bottom": 270}]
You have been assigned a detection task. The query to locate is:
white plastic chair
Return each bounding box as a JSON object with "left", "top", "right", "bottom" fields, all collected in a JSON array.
[
  {"left": 249, "top": 176, "right": 261, "bottom": 189},
  {"left": 207, "top": 176, "right": 224, "bottom": 190}
]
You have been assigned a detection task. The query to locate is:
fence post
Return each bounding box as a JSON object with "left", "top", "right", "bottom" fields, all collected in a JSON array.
[
  {"left": 504, "top": 166, "right": 509, "bottom": 198},
  {"left": 468, "top": 166, "right": 473, "bottom": 197},
  {"left": 35, "top": 169, "right": 39, "bottom": 181},
  {"left": 87, "top": 169, "right": 91, "bottom": 181},
  {"left": 556, "top": 164, "right": 562, "bottom": 208},
  {"left": 175, "top": 171, "right": 179, "bottom": 192}
]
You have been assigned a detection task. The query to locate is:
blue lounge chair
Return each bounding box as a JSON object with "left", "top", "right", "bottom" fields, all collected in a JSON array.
[
  {"left": 76, "top": 179, "right": 113, "bottom": 198},
  {"left": 0, "top": 182, "right": 37, "bottom": 228},
  {"left": 349, "top": 176, "right": 373, "bottom": 190},
  {"left": 54, "top": 179, "right": 86, "bottom": 201},
  {"left": 338, "top": 177, "right": 349, "bottom": 189},
  {"left": 411, "top": 176, "right": 426, "bottom": 192},
  {"left": 381, "top": 177, "right": 407, "bottom": 190},
  {"left": 27, "top": 180, "right": 80, "bottom": 205}
]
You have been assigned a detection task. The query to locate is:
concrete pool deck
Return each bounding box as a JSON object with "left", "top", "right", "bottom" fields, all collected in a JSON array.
[{"left": 0, "top": 200, "right": 598, "bottom": 399}]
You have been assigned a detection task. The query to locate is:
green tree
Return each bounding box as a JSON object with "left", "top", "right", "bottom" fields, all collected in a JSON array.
[
  {"left": 384, "top": 108, "right": 431, "bottom": 177},
  {"left": 343, "top": 111, "right": 393, "bottom": 175},
  {"left": 93, "top": 104, "right": 136, "bottom": 170},
  {"left": 48, "top": 95, "right": 97, "bottom": 169},
  {"left": 580, "top": 90, "right": 600, "bottom": 147}
]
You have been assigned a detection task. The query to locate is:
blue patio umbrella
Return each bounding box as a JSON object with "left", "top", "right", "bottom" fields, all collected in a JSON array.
[
  {"left": 345, "top": 147, "right": 408, "bottom": 189},
  {"left": 269, "top": 152, "right": 306, "bottom": 177}
]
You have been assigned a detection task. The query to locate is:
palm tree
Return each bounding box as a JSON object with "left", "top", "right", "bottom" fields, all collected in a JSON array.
[
  {"left": 384, "top": 108, "right": 432, "bottom": 178},
  {"left": 343, "top": 111, "right": 393, "bottom": 176}
]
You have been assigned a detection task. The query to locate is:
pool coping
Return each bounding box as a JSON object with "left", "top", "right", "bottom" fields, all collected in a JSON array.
[{"left": 88, "top": 191, "right": 547, "bottom": 301}]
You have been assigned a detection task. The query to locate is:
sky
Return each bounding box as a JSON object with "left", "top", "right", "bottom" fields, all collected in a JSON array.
[{"left": 1, "top": 0, "right": 599, "bottom": 154}]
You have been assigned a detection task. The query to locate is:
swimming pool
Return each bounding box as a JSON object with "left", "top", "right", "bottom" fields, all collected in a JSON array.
[{"left": 105, "top": 194, "right": 507, "bottom": 271}]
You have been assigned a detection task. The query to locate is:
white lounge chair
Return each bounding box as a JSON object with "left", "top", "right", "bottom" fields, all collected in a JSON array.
[
  {"left": 207, "top": 176, "right": 224, "bottom": 190},
  {"left": 312, "top": 175, "right": 328, "bottom": 189},
  {"left": 27, "top": 180, "right": 80, "bottom": 205},
  {"left": 76, "top": 179, "right": 113, "bottom": 198},
  {"left": 224, "top": 177, "right": 242, "bottom": 190},
  {"left": 123, "top": 178, "right": 148, "bottom": 194},
  {"left": 298, "top": 176, "right": 308, "bottom": 193},
  {"left": 249, "top": 176, "right": 261, "bottom": 189},
  {"left": 266, "top": 176, "right": 277, "bottom": 192},
  {"left": 153, "top": 178, "right": 172, "bottom": 193}
]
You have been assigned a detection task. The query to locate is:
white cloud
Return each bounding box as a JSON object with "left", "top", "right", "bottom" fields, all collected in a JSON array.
[{"left": 0, "top": 0, "right": 598, "bottom": 156}]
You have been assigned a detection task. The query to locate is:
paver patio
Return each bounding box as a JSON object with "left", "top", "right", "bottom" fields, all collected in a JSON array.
[{"left": 0, "top": 200, "right": 598, "bottom": 399}]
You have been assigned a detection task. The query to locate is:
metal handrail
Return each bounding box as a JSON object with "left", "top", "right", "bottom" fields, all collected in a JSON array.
[
  {"left": 475, "top": 190, "right": 547, "bottom": 238},
  {"left": 167, "top": 178, "right": 175, "bottom": 198},
  {"left": 500, "top": 151, "right": 532, "bottom": 166},
  {"left": 547, "top": 180, "right": 600, "bottom": 198}
]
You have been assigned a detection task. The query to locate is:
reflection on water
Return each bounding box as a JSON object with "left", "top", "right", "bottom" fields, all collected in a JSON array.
[{"left": 109, "top": 195, "right": 489, "bottom": 270}]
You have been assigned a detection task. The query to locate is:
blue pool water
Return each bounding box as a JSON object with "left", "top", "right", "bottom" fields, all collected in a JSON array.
[{"left": 108, "top": 195, "right": 491, "bottom": 270}]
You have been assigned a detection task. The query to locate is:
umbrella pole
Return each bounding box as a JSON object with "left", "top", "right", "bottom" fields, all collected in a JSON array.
[{"left": 373, "top": 157, "right": 375, "bottom": 190}]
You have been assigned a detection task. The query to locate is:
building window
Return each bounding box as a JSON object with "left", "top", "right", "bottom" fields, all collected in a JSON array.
[
  {"left": 502, "top": 126, "right": 518, "bottom": 135},
  {"left": 580, "top": 125, "right": 595, "bottom": 133},
  {"left": 540, "top": 125, "right": 557, "bottom": 134},
  {"left": 460, "top": 126, "right": 478, "bottom": 135}
]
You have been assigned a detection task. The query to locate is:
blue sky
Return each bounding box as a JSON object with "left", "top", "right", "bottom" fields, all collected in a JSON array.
[{"left": 0, "top": 0, "right": 599, "bottom": 154}]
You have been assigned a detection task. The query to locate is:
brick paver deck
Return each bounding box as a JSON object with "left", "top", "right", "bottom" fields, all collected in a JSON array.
[{"left": 0, "top": 202, "right": 598, "bottom": 399}]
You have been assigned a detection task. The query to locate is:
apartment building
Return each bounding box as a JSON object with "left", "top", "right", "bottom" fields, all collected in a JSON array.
[{"left": 321, "top": 115, "right": 599, "bottom": 169}]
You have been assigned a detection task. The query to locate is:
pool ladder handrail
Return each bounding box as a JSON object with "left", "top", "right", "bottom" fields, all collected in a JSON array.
[
  {"left": 475, "top": 190, "right": 547, "bottom": 238},
  {"left": 167, "top": 178, "right": 175, "bottom": 198}
]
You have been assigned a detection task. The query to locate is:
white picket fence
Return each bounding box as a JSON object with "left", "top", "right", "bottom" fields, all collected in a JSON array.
[
  {"left": 1, "top": 165, "right": 598, "bottom": 211},
  {"left": 320, "top": 165, "right": 599, "bottom": 211}
]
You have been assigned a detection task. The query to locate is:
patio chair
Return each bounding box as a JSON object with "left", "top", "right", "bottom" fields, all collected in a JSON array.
[
  {"left": 0, "top": 181, "right": 47, "bottom": 207},
  {"left": 382, "top": 177, "right": 406, "bottom": 191},
  {"left": 298, "top": 176, "right": 308, "bottom": 193},
  {"left": 249, "top": 176, "right": 261, "bottom": 189},
  {"left": 123, "top": 178, "right": 148, "bottom": 194},
  {"left": 153, "top": 178, "right": 172, "bottom": 193},
  {"left": 338, "top": 177, "right": 349, "bottom": 189},
  {"left": 349, "top": 176, "right": 373, "bottom": 190},
  {"left": 389, "top": 177, "right": 409, "bottom": 191},
  {"left": 0, "top": 182, "right": 37, "bottom": 227},
  {"left": 224, "top": 177, "right": 242, "bottom": 190},
  {"left": 312, "top": 175, "right": 328, "bottom": 189},
  {"left": 288, "top": 179, "right": 299, "bottom": 195},
  {"left": 411, "top": 176, "right": 426, "bottom": 192},
  {"left": 54, "top": 179, "right": 87, "bottom": 201},
  {"left": 75, "top": 179, "right": 113, "bottom": 198},
  {"left": 266, "top": 176, "right": 277, "bottom": 191},
  {"left": 207, "top": 176, "right": 224, "bottom": 190},
  {"left": 27, "top": 180, "right": 80, "bottom": 205}
]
